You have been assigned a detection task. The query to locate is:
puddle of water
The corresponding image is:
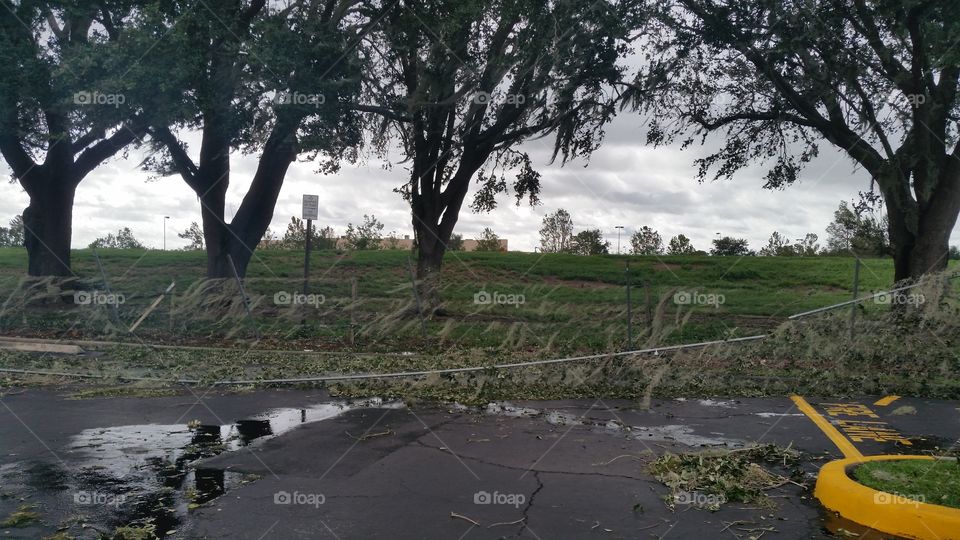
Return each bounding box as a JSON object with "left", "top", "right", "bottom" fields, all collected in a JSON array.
[
  {"left": 6, "top": 398, "right": 401, "bottom": 538},
  {"left": 696, "top": 399, "right": 738, "bottom": 408},
  {"left": 822, "top": 510, "right": 909, "bottom": 539},
  {"left": 483, "top": 402, "right": 743, "bottom": 446},
  {"left": 484, "top": 402, "right": 540, "bottom": 417},
  {"left": 544, "top": 410, "right": 583, "bottom": 426},
  {"left": 479, "top": 402, "right": 741, "bottom": 447},
  {"left": 631, "top": 425, "right": 742, "bottom": 447},
  {"left": 484, "top": 402, "right": 617, "bottom": 431},
  {"left": 754, "top": 412, "right": 805, "bottom": 418}
]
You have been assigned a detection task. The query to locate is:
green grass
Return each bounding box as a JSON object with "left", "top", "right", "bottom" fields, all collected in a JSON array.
[
  {"left": 0, "top": 247, "right": 956, "bottom": 400},
  {"left": 0, "top": 247, "right": 935, "bottom": 350},
  {"left": 854, "top": 459, "right": 960, "bottom": 509}
]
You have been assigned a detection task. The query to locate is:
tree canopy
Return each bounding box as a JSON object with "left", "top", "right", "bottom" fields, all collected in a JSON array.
[
  {"left": 362, "top": 0, "right": 641, "bottom": 303},
  {"left": 571, "top": 229, "right": 610, "bottom": 255},
  {"left": 539, "top": 209, "right": 575, "bottom": 253},
  {"left": 630, "top": 226, "right": 663, "bottom": 255},
  {"left": 142, "top": 0, "right": 365, "bottom": 277},
  {"left": 0, "top": 1, "right": 153, "bottom": 275},
  {"left": 628, "top": 0, "right": 960, "bottom": 281}
]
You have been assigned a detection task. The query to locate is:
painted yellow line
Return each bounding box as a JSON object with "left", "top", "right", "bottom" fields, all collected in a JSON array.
[
  {"left": 874, "top": 395, "right": 901, "bottom": 407},
  {"left": 790, "top": 395, "right": 863, "bottom": 459}
]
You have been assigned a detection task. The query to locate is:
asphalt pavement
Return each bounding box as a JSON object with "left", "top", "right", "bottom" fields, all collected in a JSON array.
[{"left": 0, "top": 387, "right": 955, "bottom": 539}]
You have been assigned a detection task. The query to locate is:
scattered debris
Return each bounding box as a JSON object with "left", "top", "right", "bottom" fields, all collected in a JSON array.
[
  {"left": 649, "top": 445, "right": 806, "bottom": 510},
  {"left": 1, "top": 504, "right": 41, "bottom": 528},
  {"left": 449, "top": 512, "right": 480, "bottom": 527},
  {"left": 345, "top": 429, "right": 393, "bottom": 441}
]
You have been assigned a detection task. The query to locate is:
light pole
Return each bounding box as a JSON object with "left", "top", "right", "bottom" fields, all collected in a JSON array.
[
  {"left": 614, "top": 226, "right": 624, "bottom": 255},
  {"left": 163, "top": 216, "right": 170, "bottom": 250}
]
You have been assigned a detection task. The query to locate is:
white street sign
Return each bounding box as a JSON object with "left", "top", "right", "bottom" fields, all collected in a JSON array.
[{"left": 302, "top": 194, "right": 319, "bottom": 220}]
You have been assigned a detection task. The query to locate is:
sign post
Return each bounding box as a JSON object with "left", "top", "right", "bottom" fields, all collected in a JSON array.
[{"left": 302, "top": 195, "right": 319, "bottom": 298}]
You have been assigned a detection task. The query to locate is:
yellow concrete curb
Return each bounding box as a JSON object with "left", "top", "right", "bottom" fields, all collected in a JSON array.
[{"left": 815, "top": 455, "right": 960, "bottom": 540}]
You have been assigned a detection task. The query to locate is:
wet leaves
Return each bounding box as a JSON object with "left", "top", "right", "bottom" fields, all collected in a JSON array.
[
  {"left": 1, "top": 504, "right": 41, "bottom": 527},
  {"left": 649, "top": 445, "right": 806, "bottom": 510}
]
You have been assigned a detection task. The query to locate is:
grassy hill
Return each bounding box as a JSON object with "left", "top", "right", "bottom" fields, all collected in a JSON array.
[
  {"left": 0, "top": 247, "right": 930, "bottom": 348},
  {"left": 0, "top": 248, "right": 957, "bottom": 399}
]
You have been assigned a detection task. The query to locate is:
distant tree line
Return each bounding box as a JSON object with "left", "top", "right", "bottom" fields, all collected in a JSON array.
[
  {"left": 539, "top": 203, "right": 959, "bottom": 259},
  {"left": 0, "top": 216, "right": 24, "bottom": 248},
  {"left": 5, "top": 200, "right": 956, "bottom": 262},
  {"left": 184, "top": 216, "right": 506, "bottom": 253}
]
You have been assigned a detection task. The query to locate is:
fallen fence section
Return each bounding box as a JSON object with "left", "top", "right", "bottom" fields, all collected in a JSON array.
[
  {"left": 1, "top": 273, "right": 956, "bottom": 386},
  {"left": 0, "top": 335, "right": 768, "bottom": 387},
  {"left": 210, "top": 335, "right": 768, "bottom": 386},
  {"left": 788, "top": 272, "right": 960, "bottom": 320},
  {"left": 0, "top": 366, "right": 199, "bottom": 385}
]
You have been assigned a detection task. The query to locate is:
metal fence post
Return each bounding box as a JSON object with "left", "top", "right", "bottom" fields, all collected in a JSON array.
[
  {"left": 91, "top": 248, "right": 119, "bottom": 325},
  {"left": 644, "top": 280, "right": 654, "bottom": 328},
  {"left": 849, "top": 257, "right": 862, "bottom": 341},
  {"left": 303, "top": 218, "right": 312, "bottom": 296},
  {"left": 625, "top": 261, "right": 633, "bottom": 350},
  {"left": 349, "top": 278, "right": 357, "bottom": 347}
]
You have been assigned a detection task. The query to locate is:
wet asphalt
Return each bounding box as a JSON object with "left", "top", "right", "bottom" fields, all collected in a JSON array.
[{"left": 0, "top": 387, "right": 955, "bottom": 539}]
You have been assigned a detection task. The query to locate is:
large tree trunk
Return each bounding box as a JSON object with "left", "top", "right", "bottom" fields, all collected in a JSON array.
[
  {"left": 413, "top": 218, "right": 447, "bottom": 312},
  {"left": 885, "top": 168, "right": 960, "bottom": 282},
  {"left": 22, "top": 175, "right": 77, "bottom": 277},
  {"left": 195, "top": 119, "right": 298, "bottom": 279},
  {"left": 197, "top": 180, "right": 234, "bottom": 278},
  {"left": 408, "top": 160, "right": 480, "bottom": 313}
]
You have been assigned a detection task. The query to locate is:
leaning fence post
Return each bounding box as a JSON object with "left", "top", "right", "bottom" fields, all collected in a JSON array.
[
  {"left": 849, "top": 257, "right": 862, "bottom": 341},
  {"left": 129, "top": 282, "right": 175, "bottom": 333}
]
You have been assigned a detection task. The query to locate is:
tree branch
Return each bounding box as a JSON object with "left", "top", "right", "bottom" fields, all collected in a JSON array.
[
  {"left": 0, "top": 130, "right": 37, "bottom": 182},
  {"left": 348, "top": 103, "right": 411, "bottom": 122},
  {"left": 847, "top": 0, "right": 916, "bottom": 96},
  {"left": 74, "top": 124, "right": 147, "bottom": 183},
  {"left": 689, "top": 109, "right": 817, "bottom": 130},
  {"left": 151, "top": 126, "right": 200, "bottom": 190}
]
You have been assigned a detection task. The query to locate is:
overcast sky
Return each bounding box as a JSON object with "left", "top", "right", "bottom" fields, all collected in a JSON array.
[{"left": 2, "top": 112, "right": 958, "bottom": 253}]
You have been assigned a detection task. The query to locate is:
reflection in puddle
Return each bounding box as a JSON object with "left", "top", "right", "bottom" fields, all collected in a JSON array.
[{"left": 5, "top": 398, "right": 401, "bottom": 538}]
